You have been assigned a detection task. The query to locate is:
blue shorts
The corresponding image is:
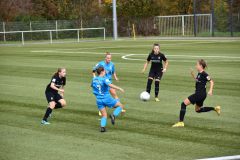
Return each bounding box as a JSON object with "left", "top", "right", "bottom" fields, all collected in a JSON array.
[{"left": 96, "top": 96, "right": 118, "bottom": 110}]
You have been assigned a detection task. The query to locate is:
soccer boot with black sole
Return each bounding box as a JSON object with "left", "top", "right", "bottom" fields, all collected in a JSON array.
[
  {"left": 100, "top": 127, "right": 106, "bottom": 132},
  {"left": 109, "top": 114, "right": 115, "bottom": 125}
]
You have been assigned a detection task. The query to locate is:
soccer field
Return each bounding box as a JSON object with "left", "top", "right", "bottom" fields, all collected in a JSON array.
[{"left": 0, "top": 39, "right": 240, "bottom": 160}]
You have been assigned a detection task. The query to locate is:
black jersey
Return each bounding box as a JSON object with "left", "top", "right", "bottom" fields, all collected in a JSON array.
[
  {"left": 147, "top": 52, "right": 167, "bottom": 71},
  {"left": 195, "top": 71, "right": 211, "bottom": 93},
  {"left": 45, "top": 75, "right": 66, "bottom": 93}
]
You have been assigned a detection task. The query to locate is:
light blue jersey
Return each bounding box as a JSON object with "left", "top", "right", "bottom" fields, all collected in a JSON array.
[
  {"left": 91, "top": 76, "right": 118, "bottom": 110},
  {"left": 93, "top": 61, "right": 115, "bottom": 82},
  {"left": 91, "top": 76, "right": 111, "bottom": 99}
]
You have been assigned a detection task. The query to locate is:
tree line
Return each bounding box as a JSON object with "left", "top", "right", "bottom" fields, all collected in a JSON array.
[{"left": 0, "top": 0, "right": 239, "bottom": 22}]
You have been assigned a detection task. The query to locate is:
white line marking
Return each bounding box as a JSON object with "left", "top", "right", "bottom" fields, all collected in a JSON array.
[
  {"left": 30, "top": 50, "right": 240, "bottom": 62},
  {"left": 31, "top": 50, "right": 121, "bottom": 55},
  {"left": 30, "top": 50, "right": 240, "bottom": 60},
  {"left": 121, "top": 54, "right": 240, "bottom": 62},
  {"left": 122, "top": 54, "right": 145, "bottom": 61},
  {"left": 196, "top": 155, "right": 240, "bottom": 160},
  {"left": 30, "top": 41, "right": 225, "bottom": 53}
]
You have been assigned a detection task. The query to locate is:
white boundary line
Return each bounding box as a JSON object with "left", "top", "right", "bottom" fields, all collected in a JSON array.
[{"left": 196, "top": 155, "right": 240, "bottom": 160}]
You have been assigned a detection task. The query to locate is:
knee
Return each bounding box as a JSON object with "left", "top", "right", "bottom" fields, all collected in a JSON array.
[
  {"left": 120, "top": 104, "right": 124, "bottom": 109},
  {"left": 101, "top": 110, "right": 107, "bottom": 117},
  {"left": 49, "top": 102, "right": 56, "bottom": 109},
  {"left": 60, "top": 100, "right": 67, "bottom": 107},
  {"left": 148, "top": 78, "right": 153, "bottom": 82},
  {"left": 102, "top": 114, "right": 107, "bottom": 118}
]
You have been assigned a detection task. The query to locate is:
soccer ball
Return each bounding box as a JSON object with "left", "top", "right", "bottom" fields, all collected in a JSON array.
[{"left": 140, "top": 91, "right": 150, "bottom": 101}]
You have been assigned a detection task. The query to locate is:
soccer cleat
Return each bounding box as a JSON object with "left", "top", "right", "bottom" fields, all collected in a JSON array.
[
  {"left": 215, "top": 106, "right": 221, "bottom": 116},
  {"left": 155, "top": 97, "right": 160, "bottom": 102},
  {"left": 98, "top": 111, "right": 102, "bottom": 116},
  {"left": 109, "top": 114, "right": 115, "bottom": 125},
  {"left": 41, "top": 120, "right": 50, "bottom": 125},
  {"left": 172, "top": 122, "right": 184, "bottom": 128},
  {"left": 121, "top": 109, "right": 126, "bottom": 113},
  {"left": 100, "top": 127, "right": 106, "bottom": 132}
]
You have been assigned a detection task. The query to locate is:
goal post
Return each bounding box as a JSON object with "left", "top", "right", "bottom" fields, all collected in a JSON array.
[
  {"left": 154, "top": 14, "right": 212, "bottom": 36},
  {"left": 0, "top": 27, "right": 106, "bottom": 45}
]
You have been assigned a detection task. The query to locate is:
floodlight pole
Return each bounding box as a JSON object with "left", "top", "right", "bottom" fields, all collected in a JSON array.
[
  {"left": 193, "top": 0, "right": 197, "bottom": 37},
  {"left": 112, "top": 0, "right": 118, "bottom": 40},
  {"left": 229, "top": 0, "right": 233, "bottom": 37},
  {"left": 211, "top": 0, "right": 215, "bottom": 37}
]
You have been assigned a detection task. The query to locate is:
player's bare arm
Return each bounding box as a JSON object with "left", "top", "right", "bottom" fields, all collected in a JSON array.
[
  {"left": 208, "top": 79, "right": 214, "bottom": 96},
  {"left": 163, "top": 60, "right": 169, "bottom": 72},
  {"left": 142, "top": 61, "right": 150, "bottom": 73},
  {"left": 108, "top": 84, "right": 124, "bottom": 93}
]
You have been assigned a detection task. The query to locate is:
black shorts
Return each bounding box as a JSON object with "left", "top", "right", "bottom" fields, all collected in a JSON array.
[
  {"left": 188, "top": 93, "right": 207, "bottom": 107},
  {"left": 45, "top": 91, "right": 63, "bottom": 103},
  {"left": 148, "top": 70, "right": 163, "bottom": 80}
]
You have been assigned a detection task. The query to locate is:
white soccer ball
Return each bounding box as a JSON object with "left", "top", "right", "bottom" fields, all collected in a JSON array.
[{"left": 140, "top": 91, "right": 150, "bottom": 101}]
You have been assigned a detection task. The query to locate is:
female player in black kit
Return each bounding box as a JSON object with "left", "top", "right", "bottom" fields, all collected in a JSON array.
[
  {"left": 41, "top": 68, "right": 67, "bottom": 125},
  {"left": 172, "top": 59, "right": 221, "bottom": 127},
  {"left": 142, "top": 43, "right": 169, "bottom": 102}
]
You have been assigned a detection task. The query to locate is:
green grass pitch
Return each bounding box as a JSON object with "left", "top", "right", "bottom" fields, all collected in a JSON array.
[{"left": 0, "top": 39, "right": 240, "bottom": 160}]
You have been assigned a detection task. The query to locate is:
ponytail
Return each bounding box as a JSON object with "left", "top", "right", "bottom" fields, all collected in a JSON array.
[{"left": 53, "top": 68, "right": 64, "bottom": 77}]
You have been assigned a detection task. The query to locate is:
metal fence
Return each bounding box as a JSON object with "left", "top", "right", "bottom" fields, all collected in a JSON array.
[{"left": 0, "top": 13, "right": 239, "bottom": 44}]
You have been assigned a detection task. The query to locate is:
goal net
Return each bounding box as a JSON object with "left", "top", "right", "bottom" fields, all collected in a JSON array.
[{"left": 154, "top": 14, "right": 212, "bottom": 36}]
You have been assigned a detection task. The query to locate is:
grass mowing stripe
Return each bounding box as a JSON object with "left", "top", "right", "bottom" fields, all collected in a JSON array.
[{"left": 0, "top": 40, "right": 239, "bottom": 160}]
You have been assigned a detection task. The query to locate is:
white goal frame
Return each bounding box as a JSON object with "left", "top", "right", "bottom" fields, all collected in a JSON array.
[
  {"left": 155, "top": 14, "right": 212, "bottom": 36},
  {"left": 0, "top": 27, "right": 106, "bottom": 45}
]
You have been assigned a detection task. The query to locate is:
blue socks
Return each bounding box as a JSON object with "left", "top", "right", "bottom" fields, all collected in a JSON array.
[
  {"left": 100, "top": 106, "right": 123, "bottom": 127},
  {"left": 113, "top": 106, "right": 122, "bottom": 117},
  {"left": 101, "top": 117, "right": 107, "bottom": 127}
]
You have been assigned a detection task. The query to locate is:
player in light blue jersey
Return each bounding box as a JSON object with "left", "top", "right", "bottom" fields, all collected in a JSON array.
[
  {"left": 91, "top": 66, "right": 125, "bottom": 132},
  {"left": 93, "top": 52, "right": 126, "bottom": 115}
]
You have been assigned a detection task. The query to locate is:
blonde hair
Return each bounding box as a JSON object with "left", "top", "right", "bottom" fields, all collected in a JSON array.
[{"left": 105, "top": 52, "right": 111, "bottom": 57}]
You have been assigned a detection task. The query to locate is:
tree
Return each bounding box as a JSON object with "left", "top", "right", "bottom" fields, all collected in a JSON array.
[{"left": 0, "top": 0, "right": 32, "bottom": 22}]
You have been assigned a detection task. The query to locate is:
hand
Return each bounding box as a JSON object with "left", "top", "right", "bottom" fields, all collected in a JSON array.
[
  {"left": 59, "top": 89, "right": 64, "bottom": 93},
  {"left": 141, "top": 69, "right": 145, "bottom": 74},
  {"left": 60, "top": 93, "right": 64, "bottom": 98},
  {"left": 208, "top": 91, "right": 213, "bottom": 96},
  {"left": 119, "top": 88, "right": 124, "bottom": 93},
  {"left": 162, "top": 68, "right": 167, "bottom": 73},
  {"left": 115, "top": 77, "right": 119, "bottom": 81}
]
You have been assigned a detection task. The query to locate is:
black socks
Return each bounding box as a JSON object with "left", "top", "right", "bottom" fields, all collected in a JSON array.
[
  {"left": 179, "top": 102, "right": 215, "bottom": 122},
  {"left": 43, "top": 107, "right": 52, "bottom": 121},
  {"left": 155, "top": 81, "right": 160, "bottom": 97},
  {"left": 196, "top": 107, "right": 214, "bottom": 113},
  {"left": 146, "top": 79, "right": 153, "bottom": 93},
  {"left": 179, "top": 102, "right": 186, "bottom": 122},
  {"left": 146, "top": 79, "right": 160, "bottom": 97}
]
